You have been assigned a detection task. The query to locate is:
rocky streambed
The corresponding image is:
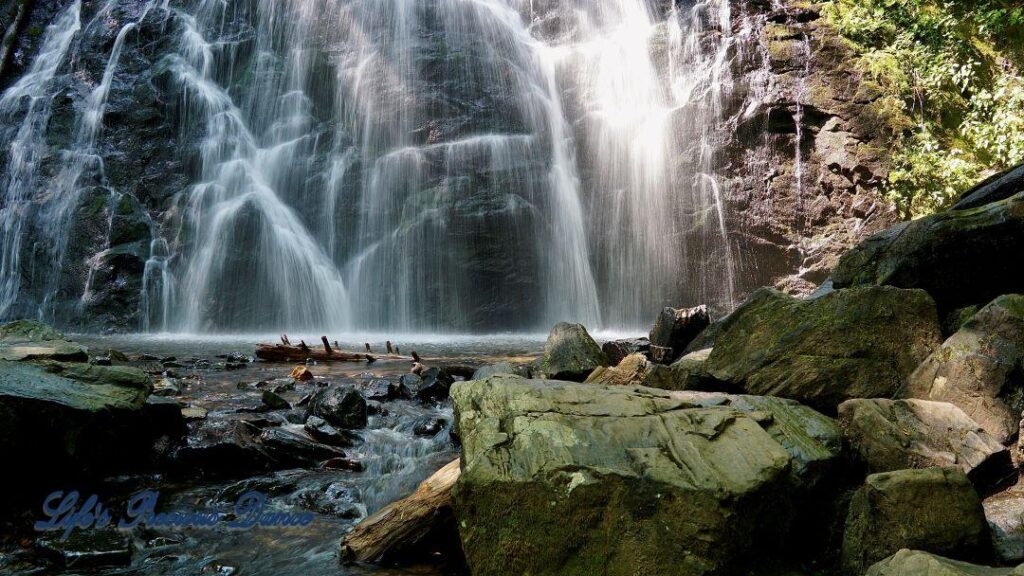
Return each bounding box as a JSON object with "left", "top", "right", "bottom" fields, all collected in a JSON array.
[
  {"left": 4, "top": 164, "right": 1024, "bottom": 576},
  {"left": 0, "top": 331, "right": 547, "bottom": 574}
]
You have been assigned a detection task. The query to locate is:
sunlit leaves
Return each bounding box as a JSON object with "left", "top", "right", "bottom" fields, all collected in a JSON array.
[{"left": 823, "top": 0, "right": 1024, "bottom": 218}]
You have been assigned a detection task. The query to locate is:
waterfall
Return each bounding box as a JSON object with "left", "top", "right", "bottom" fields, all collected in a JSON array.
[
  {"left": 0, "top": 0, "right": 82, "bottom": 317},
  {"left": 43, "top": 3, "right": 146, "bottom": 317},
  {"left": 0, "top": 0, "right": 741, "bottom": 333}
]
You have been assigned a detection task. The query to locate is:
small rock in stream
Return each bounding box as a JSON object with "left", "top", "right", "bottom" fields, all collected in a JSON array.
[
  {"left": 412, "top": 415, "right": 448, "bottom": 437},
  {"left": 293, "top": 481, "right": 363, "bottom": 518},
  {"left": 306, "top": 383, "right": 367, "bottom": 429},
  {"left": 216, "top": 470, "right": 305, "bottom": 502},
  {"left": 290, "top": 365, "right": 314, "bottom": 381},
  {"left": 261, "top": 390, "right": 291, "bottom": 410},
  {"left": 320, "top": 457, "right": 364, "bottom": 472},
  {"left": 416, "top": 367, "right": 455, "bottom": 402},
  {"left": 363, "top": 377, "right": 411, "bottom": 401},
  {"left": 153, "top": 377, "right": 182, "bottom": 396},
  {"left": 258, "top": 427, "right": 345, "bottom": 466},
  {"left": 304, "top": 415, "right": 354, "bottom": 446},
  {"left": 181, "top": 406, "right": 208, "bottom": 420}
]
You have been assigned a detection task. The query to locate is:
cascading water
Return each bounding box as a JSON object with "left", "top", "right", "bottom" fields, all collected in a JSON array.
[
  {"left": 0, "top": 0, "right": 82, "bottom": 317},
  {"left": 0, "top": 0, "right": 741, "bottom": 333}
]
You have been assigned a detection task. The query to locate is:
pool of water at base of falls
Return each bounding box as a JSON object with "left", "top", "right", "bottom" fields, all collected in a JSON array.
[{"left": 6, "top": 333, "right": 622, "bottom": 575}]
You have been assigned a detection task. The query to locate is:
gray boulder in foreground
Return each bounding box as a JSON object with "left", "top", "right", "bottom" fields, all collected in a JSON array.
[
  {"left": 841, "top": 467, "right": 989, "bottom": 575},
  {"left": 905, "top": 294, "right": 1024, "bottom": 443},
  {"left": 838, "top": 398, "right": 1010, "bottom": 485},
  {"left": 450, "top": 376, "right": 840, "bottom": 576}
]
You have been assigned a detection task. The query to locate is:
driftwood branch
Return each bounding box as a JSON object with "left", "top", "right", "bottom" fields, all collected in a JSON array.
[
  {"left": 255, "top": 343, "right": 411, "bottom": 363},
  {"left": 341, "top": 459, "right": 461, "bottom": 564}
]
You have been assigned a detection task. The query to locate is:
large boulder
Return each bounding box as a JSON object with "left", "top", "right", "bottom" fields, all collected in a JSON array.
[
  {"left": 838, "top": 399, "right": 1010, "bottom": 485},
  {"left": 841, "top": 467, "right": 990, "bottom": 575},
  {"left": 865, "top": 549, "right": 1024, "bottom": 576},
  {"left": 905, "top": 295, "right": 1024, "bottom": 443},
  {"left": 696, "top": 286, "right": 942, "bottom": 413},
  {"left": 952, "top": 163, "right": 1024, "bottom": 210},
  {"left": 450, "top": 376, "right": 840, "bottom": 576},
  {"left": 648, "top": 305, "right": 710, "bottom": 363},
  {"left": 0, "top": 358, "right": 165, "bottom": 496},
  {"left": 831, "top": 190, "right": 1024, "bottom": 314},
  {"left": 0, "top": 319, "right": 88, "bottom": 361},
  {"left": 532, "top": 322, "right": 608, "bottom": 381}
]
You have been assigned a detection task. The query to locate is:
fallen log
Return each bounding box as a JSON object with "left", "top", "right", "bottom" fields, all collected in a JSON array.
[
  {"left": 255, "top": 343, "right": 412, "bottom": 363},
  {"left": 341, "top": 459, "right": 461, "bottom": 564}
]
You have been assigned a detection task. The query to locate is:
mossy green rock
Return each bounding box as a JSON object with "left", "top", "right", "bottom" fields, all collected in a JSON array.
[
  {"left": 0, "top": 361, "right": 148, "bottom": 412},
  {"left": 668, "top": 348, "right": 726, "bottom": 391},
  {"left": 532, "top": 322, "right": 608, "bottom": 381},
  {"left": 700, "top": 286, "right": 942, "bottom": 413},
  {"left": 0, "top": 357, "right": 155, "bottom": 494},
  {"left": 866, "top": 549, "right": 1024, "bottom": 576},
  {"left": 905, "top": 294, "right": 1024, "bottom": 443},
  {"left": 0, "top": 319, "right": 88, "bottom": 361},
  {"left": 832, "top": 191, "right": 1024, "bottom": 314},
  {"left": 451, "top": 377, "right": 840, "bottom": 576},
  {"left": 841, "top": 467, "right": 989, "bottom": 575}
]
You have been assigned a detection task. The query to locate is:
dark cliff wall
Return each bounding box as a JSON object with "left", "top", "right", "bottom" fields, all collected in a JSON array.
[
  {"left": 0, "top": 0, "right": 900, "bottom": 332},
  {"left": 721, "top": 0, "right": 898, "bottom": 299}
]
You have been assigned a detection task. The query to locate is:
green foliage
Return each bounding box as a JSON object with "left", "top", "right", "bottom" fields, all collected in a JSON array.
[{"left": 823, "top": 0, "right": 1024, "bottom": 217}]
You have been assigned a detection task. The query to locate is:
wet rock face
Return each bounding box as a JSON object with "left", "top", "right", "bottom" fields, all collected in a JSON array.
[
  {"left": 719, "top": 2, "right": 900, "bottom": 299},
  {"left": 450, "top": 376, "right": 840, "bottom": 576},
  {"left": 0, "top": 0, "right": 185, "bottom": 331},
  {"left": 1, "top": 0, "right": 901, "bottom": 331}
]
